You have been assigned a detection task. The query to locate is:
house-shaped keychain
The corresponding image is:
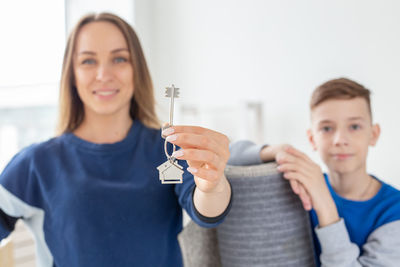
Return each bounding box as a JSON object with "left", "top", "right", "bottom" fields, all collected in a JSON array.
[{"left": 157, "top": 160, "right": 184, "bottom": 184}]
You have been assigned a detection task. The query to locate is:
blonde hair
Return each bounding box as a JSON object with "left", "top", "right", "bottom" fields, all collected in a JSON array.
[{"left": 57, "top": 12, "right": 159, "bottom": 135}]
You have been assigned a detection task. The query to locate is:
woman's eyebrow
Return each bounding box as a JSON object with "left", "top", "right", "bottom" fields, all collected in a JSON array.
[
  {"left": 77, "top": 48, "right": 129, "bottom": 56},
  {"left": 111, "top": 48, "right": 129, "bottom": 53},
  {"left": 77, "top": 51, "right": 96, "bottom": 56}
]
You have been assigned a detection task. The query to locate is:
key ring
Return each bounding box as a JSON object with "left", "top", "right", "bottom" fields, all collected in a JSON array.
[{"left": 164, "top": 138, "right": 176, "bottom": 161}]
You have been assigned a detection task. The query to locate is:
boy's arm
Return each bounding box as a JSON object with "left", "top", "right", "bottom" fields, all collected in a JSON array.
[
  {"left": 228, "top": 140, "right": 295, "bottom": 166},
  {"left": 316, "top": 219, "right": 400, "bottom": 267},
  {"left": 228, "top": 140, "right": 265, "bottom": 166}
]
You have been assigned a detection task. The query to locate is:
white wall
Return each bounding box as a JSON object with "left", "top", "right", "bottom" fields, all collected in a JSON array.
[
  {"left": 0, "top": 0, "right": 65, "bottom": 108},
  {"left": 134, "top": 0, "right": 400, "bottom": 188},
  {"left": 65, "top": 0, "right": 134, "bottom": 33}
]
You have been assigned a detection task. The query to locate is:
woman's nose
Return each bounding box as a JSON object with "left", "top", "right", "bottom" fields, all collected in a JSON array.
[{"left": 96, "top": 63, "right": 113, "bottom": 82}]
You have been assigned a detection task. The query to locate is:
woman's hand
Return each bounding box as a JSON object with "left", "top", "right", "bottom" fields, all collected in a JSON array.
[
  {"left": 162, "top": 125, "right": 230, "bottom": 193},
  {"left": 276, "top": 146, "right": 339, "bottom": 227}
]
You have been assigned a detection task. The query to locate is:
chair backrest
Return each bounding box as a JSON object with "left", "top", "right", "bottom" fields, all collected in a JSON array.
[
  {"left": 179, "top": 162, "right": 316, "bottom": 267},
  {"left": 0, "top": 238, "right": 15, "bottom": 267}
]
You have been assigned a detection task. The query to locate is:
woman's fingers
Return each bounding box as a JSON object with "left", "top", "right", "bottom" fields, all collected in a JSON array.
[
  {"left": 187, "top": 164, "right": 221, "bottom": 183},
  {"left": 167, "top": 125, "right": 229, "bottom": 146},
  {"left": 161, "top": 125, "right": 230, "bottom": 191},
  {"left": 172, "top": 148, "right": 223, "bottom": 171},
  {"left": 162, "top": 126, "right": 230, "bottom": 158}
]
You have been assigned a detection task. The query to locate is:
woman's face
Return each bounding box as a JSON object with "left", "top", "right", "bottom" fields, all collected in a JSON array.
[{"left": 73, "top": 21, "right": 134, "bottom": 119}]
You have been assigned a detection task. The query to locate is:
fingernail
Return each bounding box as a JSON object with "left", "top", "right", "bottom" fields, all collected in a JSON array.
[
  {"left": 166, "top": 134, "right": 177, "bottom": 142},
  {"left": 162, "top": 127, "right": 175, "bottom": 136},
  {"left": 172, "top": 150, "right": 184, "bottom": 158},
  {"left": 187, "top": 167, "right": 198, "bottom": 173}
]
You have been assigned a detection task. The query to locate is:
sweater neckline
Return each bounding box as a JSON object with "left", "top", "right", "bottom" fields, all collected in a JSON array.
[
  {"left": 63, "top": 120, "right": 143, "bottom": 153},
  {"left": 324, "top": 173, "right": 386, "bottom": 204}
]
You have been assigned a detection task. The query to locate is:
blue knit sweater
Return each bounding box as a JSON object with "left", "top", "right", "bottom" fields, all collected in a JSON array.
[
  {"left": 310, "top": 174, "right": 400, "bottom": 266},
  {"left": 0, "top": 120, "right": 228, "bottom": 267}
]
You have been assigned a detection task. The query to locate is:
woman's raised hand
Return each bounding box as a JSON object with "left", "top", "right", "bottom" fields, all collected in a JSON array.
[{"left": 162, "top": 125, "right": 230, "bottom": 193}]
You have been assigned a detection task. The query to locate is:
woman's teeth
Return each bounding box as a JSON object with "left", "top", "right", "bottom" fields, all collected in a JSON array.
[{"left": 95, "top": 90, "right": 117, "bottom": 96}]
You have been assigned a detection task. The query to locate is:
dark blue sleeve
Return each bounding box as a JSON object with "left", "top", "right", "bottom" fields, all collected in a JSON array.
[
  {"left": 0, "top": 209, "right": 19, "bottom": 239},
  {"left": 0, "top": 146, "right": 34, "bottom": 240},
  {"left": 174, "top": 160, "right": 232, "bottom": 228},
  {"left": 0, "top": 146, "right": 33, "bottom": 202},
  {"left": 228, "top": 140, "right": 265, "bottom": 166}
]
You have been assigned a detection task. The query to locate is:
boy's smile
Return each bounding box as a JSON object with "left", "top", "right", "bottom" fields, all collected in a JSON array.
[
  {"left": 331, "top": 153, "right": 354, "bottom": 161},
  {"left": 308, "top": 97, "right": 380, "bottom": 176}
]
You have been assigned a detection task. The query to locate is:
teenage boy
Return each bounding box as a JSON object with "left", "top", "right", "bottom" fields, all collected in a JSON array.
[{"left": 229, "top": 78, "right": 400, "bottom": 266}]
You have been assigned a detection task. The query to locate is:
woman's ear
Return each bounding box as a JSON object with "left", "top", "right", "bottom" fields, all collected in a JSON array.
[
  {"left": 307, "top": 128, "right": 317, "bottom": 151},
  {"left": 370, "top": 123, "right": 381, "bottom": 146}
]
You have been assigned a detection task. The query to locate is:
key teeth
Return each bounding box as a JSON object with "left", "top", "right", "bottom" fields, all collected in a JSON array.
[
  {"left": 165, "top": 86, "right": 180, "bottom": 98},
  {"left": 165, "top": 88, "right": 172, "bottom": 97}
]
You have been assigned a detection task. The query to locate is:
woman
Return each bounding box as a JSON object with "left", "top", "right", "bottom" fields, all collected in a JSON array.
[{"left": 0, "top": 13, "right": 231, "bottom": 267}]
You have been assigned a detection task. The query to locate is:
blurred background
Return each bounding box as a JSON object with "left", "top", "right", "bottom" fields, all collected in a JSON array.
[{"left": 0, "top": 0, "right": 399, "bottom": 266}]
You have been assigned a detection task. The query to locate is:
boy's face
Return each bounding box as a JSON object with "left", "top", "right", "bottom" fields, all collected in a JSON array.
[{"left": 308, "top": 97, "right": 380, "bottom": 175}]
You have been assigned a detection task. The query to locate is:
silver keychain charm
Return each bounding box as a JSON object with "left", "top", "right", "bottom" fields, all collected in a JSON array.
[{"left": 157, "top": 85, "right": 184, "bottom": 184}]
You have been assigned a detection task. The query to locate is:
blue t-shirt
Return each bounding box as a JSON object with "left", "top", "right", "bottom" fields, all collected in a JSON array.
[
  {"left": 310, "top": 174, "right": 400, "bottom": 265},
  {"left": 0, "top": 120, "right": 229, "bottom": 267}
]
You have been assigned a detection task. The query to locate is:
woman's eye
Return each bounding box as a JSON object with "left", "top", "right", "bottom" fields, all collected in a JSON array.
[
  {"left": 82, "top": 59, "right": 96, "bottom": 65},
  {"left": 350, "top": 124, "right": 361, "bottom": 130},
  {"left": 114, "top": 57, "right": 128, "bottom": 63}
]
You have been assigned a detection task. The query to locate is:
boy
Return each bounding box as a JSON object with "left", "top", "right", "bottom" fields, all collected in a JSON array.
[{"left": 229, "top": 78, "right": 400, "bottom": 266}]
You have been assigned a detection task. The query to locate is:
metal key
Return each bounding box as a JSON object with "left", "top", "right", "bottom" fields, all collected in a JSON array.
[
  {"left": 165, "top": 84, "right": 180, "bottom": 126},
  {"left": 161, "top": 85, "right": 180, "bottom": 138},
  {"left": 157, "top": 84, "right": 183, "bottom": 184}
]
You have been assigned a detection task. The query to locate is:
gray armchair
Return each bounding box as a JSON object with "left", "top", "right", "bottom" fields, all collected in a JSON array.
[{"left": 178, "top": 162, "right": 316, "bottom": 267}]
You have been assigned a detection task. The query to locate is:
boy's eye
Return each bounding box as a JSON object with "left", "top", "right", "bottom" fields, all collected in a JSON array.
[
  {"left": 82, "top": 59, "right": 96, "bottom": 65},
  {"left": 350, "top": 124, "right": 361, "bottom": 131},
  {"left": 321, "top": 126, "right": 332, "bottom": 133},
  {"left": 113, "top": 57, "right": 128, "bottom": 63}
]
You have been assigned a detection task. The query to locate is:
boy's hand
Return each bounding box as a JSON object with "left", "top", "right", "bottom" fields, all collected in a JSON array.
[
  {"left": 276, "top": 146, "right": 339, "bottom": 226},
  {"left": 260, "top": 144, "right": 291, "bottom": 162},
  {"left": 260, "top": 144, "right": 313, "bottom": 211},
  {"left": 162, "top": 125, "right": 230, "bottom": 193}
]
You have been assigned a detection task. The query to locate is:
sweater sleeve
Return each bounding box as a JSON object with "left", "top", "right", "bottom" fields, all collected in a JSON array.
[
  {"left": 228, "top": 140, "right": 265, "bottom": 166},
  {"left": 0, "top": 208, "right": 19, "bottom": 239},
  {"left": 315, "top": 219, "right": 400, "bottom": 267},
  {"left": 0, "top": 146, "right": 37, "bottom": 240},
  {"left": 174, "top": 160, "right": 232, "bottom": 228}
]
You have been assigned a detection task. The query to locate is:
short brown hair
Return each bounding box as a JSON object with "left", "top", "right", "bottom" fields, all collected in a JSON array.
[
  {"left": 310, "top": 77, "right": 372, "bottom": 118},
  {"left": 57, "top": 12, "right": 159, "bottom": 135}
]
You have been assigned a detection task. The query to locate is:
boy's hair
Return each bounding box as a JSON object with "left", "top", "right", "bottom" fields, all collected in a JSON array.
[{"left": 310, "top": 78, "right": 372, "bottom": 118}]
